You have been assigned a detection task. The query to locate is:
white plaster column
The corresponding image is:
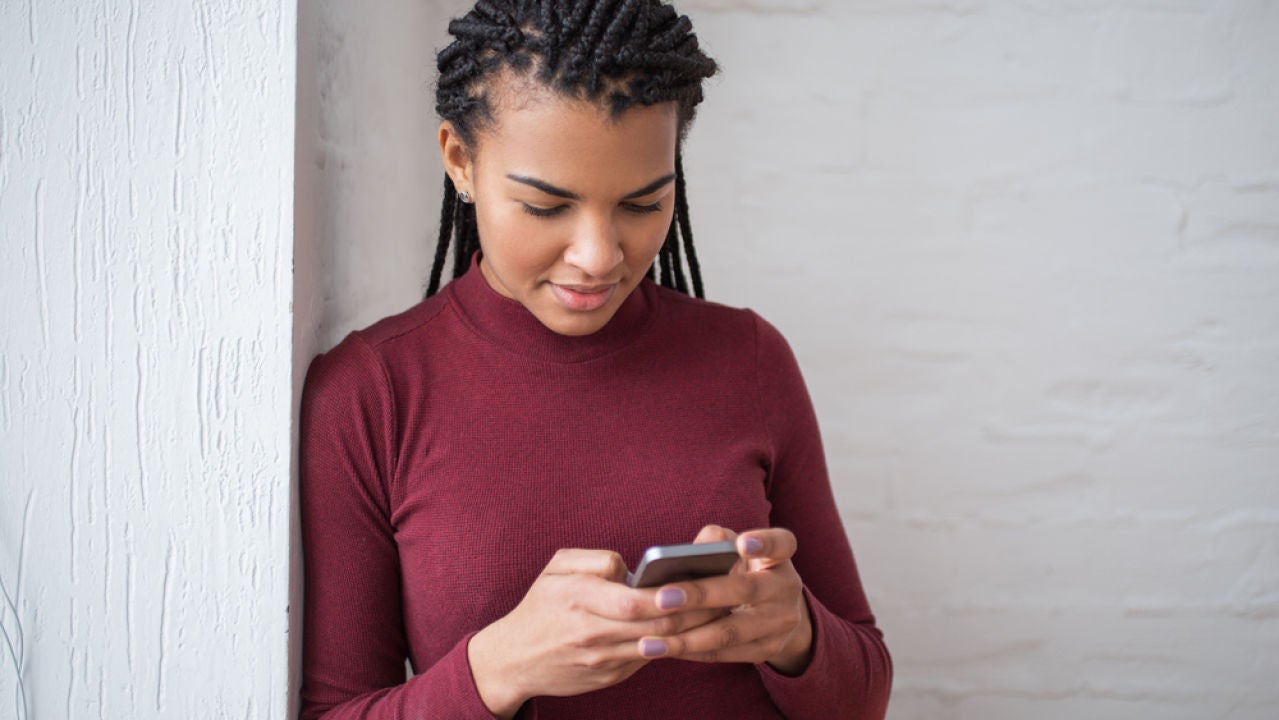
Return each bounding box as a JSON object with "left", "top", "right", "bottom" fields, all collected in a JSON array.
[{"left": 1, "top": 2, "right": 295, "bottom": 717}]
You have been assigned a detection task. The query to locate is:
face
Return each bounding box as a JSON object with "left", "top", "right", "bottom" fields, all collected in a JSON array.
[{"left": 439, "top": 83, "right": 679, "bottom": 337}]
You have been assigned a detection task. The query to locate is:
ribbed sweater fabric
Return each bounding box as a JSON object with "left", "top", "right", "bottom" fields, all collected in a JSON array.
[{"left": 299, "top": 262, "right": 892, "bottom": 719}]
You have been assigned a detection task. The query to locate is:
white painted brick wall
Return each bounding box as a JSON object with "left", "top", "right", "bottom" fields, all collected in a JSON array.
[
  {"left": 680, "top": 1, "right": 1279, "bottom": 717},
  {"left": 301, "top": 1, "right": 1279, "bottom": 718}
]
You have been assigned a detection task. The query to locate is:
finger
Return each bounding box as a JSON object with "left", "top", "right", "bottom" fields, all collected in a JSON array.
[
  {"left": 655, "top": 570, "right": 778, "bottom": 612},
  {"left": 638, "top": 608, "right": 725, "bottom": 641},
  {"left": 671, "top": 636, "right": 787, "bottom": 665},
  {"left": 737, "top": 527, "right": 798, "bottom": 570},
  {"left": 693, "top": 524, "right": 737, "bottom": 544},
  {"left": 578, "top": 603, "right": 726, "bottom": 647},
  {"left": 621, "top": 608, "right": 729, "bottom": 657},
  {"left": 543, "top": 548, "right": 629, "bottom": 581},
  {"left": 565, "top": 580, "right": 666, "bottom": 624},
  {"left": 572, "top": 605, "right": 725, "bottom": 650},
  {"left": 639, "top": 610, "right": 791, "bottom": 662}
]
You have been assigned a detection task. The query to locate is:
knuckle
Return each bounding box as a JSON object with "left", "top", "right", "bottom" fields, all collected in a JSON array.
[
  {"left": 567, "top": 626, "right": 599, "bottom": 649},
  {"left": 581, "top": 650, "right": 613, "bottom": 671},
  {"left": 651, "top": 615, "right": 678, "bottom": 637},
  {"left": 686, "top": 582, "right": 709, "bottom": 607},
  {"left": 604, "top": 551, "right": 626, "bottom": 576},
  {"left": 563, "top": 590, "right": 585, "bottom": 613},
  {"left": 616, "top": 593, "right": 646, "bottom": 620},
  {"left": 719, "top": 622, "right": 741, "bottom": 649}
]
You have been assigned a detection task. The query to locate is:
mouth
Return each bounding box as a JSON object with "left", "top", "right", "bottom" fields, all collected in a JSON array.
[{"left": 549, "top": 282, "right": 618, "bottom": 312}]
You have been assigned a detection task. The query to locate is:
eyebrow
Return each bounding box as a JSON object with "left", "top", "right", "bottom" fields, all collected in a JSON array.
[{"left": 505, "top": 172, "right": 677, "bottom": 201}]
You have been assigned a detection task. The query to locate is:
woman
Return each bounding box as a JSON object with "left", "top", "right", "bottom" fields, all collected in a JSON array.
[{"left": 299, "top": 1, "right": 892, "bottom": 718}]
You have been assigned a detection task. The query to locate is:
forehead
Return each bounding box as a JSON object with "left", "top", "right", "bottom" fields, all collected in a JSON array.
[{"left": 474, "top": 76, "right": 679, "bottom": 193}]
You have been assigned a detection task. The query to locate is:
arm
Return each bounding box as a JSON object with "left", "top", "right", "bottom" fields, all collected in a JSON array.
[
  {"left": 300, "top": 337, "right": 721, "bottom": 718},
  {"left": 749, "top": 313, "right": 893, "bottom": 719},
  {"left": 619, "top": 314, "right": 891, "bottom": 717},
  {"left": 298, "top": 336, "right": 496, "bottom": 719}
]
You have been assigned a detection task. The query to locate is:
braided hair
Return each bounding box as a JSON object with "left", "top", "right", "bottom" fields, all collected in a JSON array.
[{"left": 427, "top": 0, "right": 718, "bottom": 299}]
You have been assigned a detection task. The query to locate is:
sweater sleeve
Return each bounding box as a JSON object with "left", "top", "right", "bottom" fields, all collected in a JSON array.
[
  {"left": 298, "top": 335, "right": 497, "bottom": 720},
  {"left": 748, "top": 313, "right": 893, "bottom": 719}
]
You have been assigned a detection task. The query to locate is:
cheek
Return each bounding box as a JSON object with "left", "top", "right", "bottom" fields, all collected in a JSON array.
[
  {"left": 478, "top": 206, "right": 561, "bottom": 265},
  {"left": 629, "top": 209, "right": 675, "bottom": 259}
]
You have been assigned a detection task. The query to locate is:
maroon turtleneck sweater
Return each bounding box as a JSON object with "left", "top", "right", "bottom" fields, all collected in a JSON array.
[{"left": 299, "top": 263, "right": 892, "bottom": 719}]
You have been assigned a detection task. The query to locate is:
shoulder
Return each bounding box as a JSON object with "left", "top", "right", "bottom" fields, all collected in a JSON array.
[
  {"left": 303, "top": 291, "right": 453, "bottom": 409},
  {"left": 348, "top": 290, "right": 454, "bottom": 357},
  {"left": 650, "top": 283, "right": 796, "bottom": 364},
  {"left": 318, "top": 289, "right": 455, "bottom": 369}
]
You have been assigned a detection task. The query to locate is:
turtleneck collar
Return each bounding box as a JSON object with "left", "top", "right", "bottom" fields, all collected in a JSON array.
[{"left": 445, "top": 254, "right": 659, "bottom": 364}]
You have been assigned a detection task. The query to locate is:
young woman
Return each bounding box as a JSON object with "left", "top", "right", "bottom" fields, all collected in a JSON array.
[{"left": 299, "top": 2, "right": 892, "bottom": 718}]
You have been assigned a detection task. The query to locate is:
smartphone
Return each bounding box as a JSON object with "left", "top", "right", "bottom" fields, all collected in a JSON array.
[{"left": 626, "top": 540, "right": 740, "bottom": 588}]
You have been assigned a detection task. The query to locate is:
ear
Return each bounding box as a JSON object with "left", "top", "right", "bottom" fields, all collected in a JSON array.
[{"left": 438, "top": 121, "right": 474, "bottom": 194}]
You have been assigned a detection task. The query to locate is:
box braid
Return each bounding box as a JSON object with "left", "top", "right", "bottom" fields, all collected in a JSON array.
[{"left": 426, "top": 0, "right": 718, "bottom": 299}]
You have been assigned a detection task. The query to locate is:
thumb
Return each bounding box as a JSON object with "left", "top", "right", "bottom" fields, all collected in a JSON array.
[
  {"left": 543, "top": 548, "right": 628, "bottom": 582},
  {"left": 693, "top": 524, "right": 738, "bottom": 545}
]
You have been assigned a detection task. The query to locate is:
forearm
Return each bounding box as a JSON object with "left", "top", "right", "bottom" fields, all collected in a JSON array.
[
  {"left": 756, "top": 588, "right": 892, "bottom": 720},
  {"left": 302, "top": 634, "right": 498, "bottom": 720},
  {"left": 467, "top": 621, "right": 528, "bottom": 719}
]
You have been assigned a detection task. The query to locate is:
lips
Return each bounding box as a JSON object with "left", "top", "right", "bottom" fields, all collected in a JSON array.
[{"left": 550, "top": 282, "right": 618, "bottom": 312}]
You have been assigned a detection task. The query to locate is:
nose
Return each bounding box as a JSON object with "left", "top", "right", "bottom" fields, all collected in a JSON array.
[{"left": 562, "top": 211, "right": 624, "bottom": 278}]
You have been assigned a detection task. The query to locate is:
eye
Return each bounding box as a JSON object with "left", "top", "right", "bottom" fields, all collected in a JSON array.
[
  {"left": 623, "top": 201, "right": 663, "bottom": 215},
  {"left": 521, "top": 203, "right": 567, "bottom": 218}
]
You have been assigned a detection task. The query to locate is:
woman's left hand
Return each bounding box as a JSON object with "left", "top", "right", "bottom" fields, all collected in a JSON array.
[{"left": 638, "top": 525, "right": 814, "bottom": 675}]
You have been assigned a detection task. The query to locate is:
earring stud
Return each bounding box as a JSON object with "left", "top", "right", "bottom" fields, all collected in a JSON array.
[{"left": 458, "top": 190, "right": 473, "bottom": 204}]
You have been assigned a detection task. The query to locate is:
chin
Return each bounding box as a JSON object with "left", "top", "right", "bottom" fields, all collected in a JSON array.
[
  {"left": 536, "top": 307, "right": 617, "bottom": 337},
  {"left": 542, "top": 316, "right": 610, "bottom": 337}
]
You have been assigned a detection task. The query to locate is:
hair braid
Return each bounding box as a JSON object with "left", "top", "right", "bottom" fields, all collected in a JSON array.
[
  {"left": 658, "top": 224, "right": 675, "bottom": 290},
  {"left": 675, "top": 152, "right": 703, "bottom": 298},
  {"left": 536, "top": 3, "right": 561, "bottom": 72},
  {"left": 452, "top": 203, "right": 479, "bottom": 281},
  {"left": 667, "top": 215, "right": 689, "bottom": 295},
  {"left": 427, "top": 175, "right": 458, "bottom": 297},
  {"left": 427, "top": 0, "right": 718, "bottom": 299},
  {"left": 573, "top": 0, "right": 621, "bottom": 92},
  {"left": 598, "top": 2, "right": 641, "bottom": 61}
]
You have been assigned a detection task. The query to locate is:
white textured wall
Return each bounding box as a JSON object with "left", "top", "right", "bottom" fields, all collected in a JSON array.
[
  {"left": 302, "top": 1, "right": 1279, "bottom": 719},
  {"left": 0, "top": 2, "right": 295, "bottom": 719},
  {"left": 683, "top": 2, "right": 1279, "bottom": 718}
]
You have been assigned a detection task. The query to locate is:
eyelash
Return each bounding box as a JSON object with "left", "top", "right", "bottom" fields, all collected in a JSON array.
[
  {"left": 626, "top": 202, "right": 664, "bottom": 215},
  {"left": 520, "top": 202, "right": 663, "bottom": 218}
]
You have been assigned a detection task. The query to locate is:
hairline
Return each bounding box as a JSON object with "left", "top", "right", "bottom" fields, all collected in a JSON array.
[{"left": 451, "top": 65, "right": 694, "bottom": 157}]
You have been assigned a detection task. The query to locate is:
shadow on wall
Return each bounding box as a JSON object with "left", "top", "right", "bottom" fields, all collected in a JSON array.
[{"left": 291, "top": 1, "right": 476, "bottom": 717}]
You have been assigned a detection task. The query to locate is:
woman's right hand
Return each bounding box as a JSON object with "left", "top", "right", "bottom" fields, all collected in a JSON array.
[{"left": 466, "top": 548, "right": 724, "bottom": 718}]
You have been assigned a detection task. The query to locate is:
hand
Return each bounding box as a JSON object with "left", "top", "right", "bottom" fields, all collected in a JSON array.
[
  {"left": 636, "top": 525, "right": 814, "bottom": 676},
  {"left": 468, "top": 548, "right": 724, "bottom": 718}
]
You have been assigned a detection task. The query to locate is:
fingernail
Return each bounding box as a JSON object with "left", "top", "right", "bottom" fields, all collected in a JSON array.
[
  {"left": 640, "top": 638, "right": 668, "bottom": 658},
  {"left": 743, "top": 537, "right": 764, "bottom": 555},
  {"left": 657, "top": 588, "right": 686, "bottom": 609}
]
